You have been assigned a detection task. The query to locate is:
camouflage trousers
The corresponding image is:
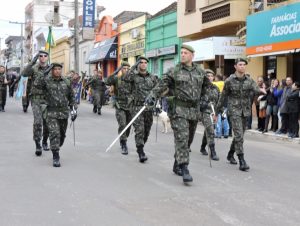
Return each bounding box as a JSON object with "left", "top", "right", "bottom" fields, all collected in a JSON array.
[
  {"left": 229, "top": 115, "right": 247, "bottom": 155},
  {"left": 31, "top": 101, "right": 49, "bottom": 143},
  {"left": 170, "top": 116, "right": 198, "bottom": 165},
  {"left": 93, "top": 91, "right": 105, "bottom": 109},
  {"left": 132, "top": 106, "right": 153, "bottom": 147},
  {"left": 200, "top": 112, "right": 215, "bottom": 147},
  {"left": 115, "top": 108, "right": 131, "bottom": 142},
  {"left": 0, "top": 88, "right": 7, "bottom": 106},
  {"left": 46, "top": 117, "right": 68, "bottom": 151}
]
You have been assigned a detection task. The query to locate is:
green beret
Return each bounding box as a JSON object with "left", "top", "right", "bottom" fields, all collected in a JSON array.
[
  {"left": 235, "top": 58, "right": 248, "bottom": 65},
  {"left": 51, "top": 63, "right": 63, "bottom": 69},
  {"left": 121, "top": 61, "right": 130, "bottom": 67},
  {"left": 39, "top": 50, "right": 49, "bottom": 56},
  {"left": 181, "top": 44, "right": 195, "bottom": 53},
  {"left": 205, "top": 69, "right": 215, "bottom": 75},
  {"left": 137, "top": 56, "right": 149, "bottom": 63}
]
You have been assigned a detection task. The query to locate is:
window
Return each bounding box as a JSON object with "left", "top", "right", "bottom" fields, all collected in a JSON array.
[
  {"left": 54, "top": 5, "right": 59, "bottom": 13},
  {"left": 185, "top": 0, "right": 196, "bottom": 13}
]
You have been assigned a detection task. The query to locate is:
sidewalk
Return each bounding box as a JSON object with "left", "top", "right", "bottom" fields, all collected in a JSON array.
[{"left": 246, "top": 129, "right": 300, "bottom": 144}]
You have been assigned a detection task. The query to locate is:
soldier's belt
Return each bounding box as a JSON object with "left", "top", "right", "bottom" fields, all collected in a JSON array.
[
  {"left": 47, "top": 106, "right": 68, "bottom": 111},
  {"left": 31, "top": 94, "right": 45, "bottom": 100},
  {"left": 134, "top": 100, "right": 145, "bottom": 106},
  {"left": 175, "top": 99, "right": 198, "bottom": 108}
]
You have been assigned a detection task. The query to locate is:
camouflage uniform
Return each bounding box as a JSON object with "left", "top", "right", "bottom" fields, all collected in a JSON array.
[
  {"left": 22, "top": 76, "right": 32, "bottom": 112},
  {"left": 123, "top": 69, "right": 158, "bottom": 149},
  {"left": 0, "top": 72, "right": 7, "bottom": 111},
  {"left": 86, "top": 76, "right": 106, "bottom": 114},
  {"left": 22, "top": 63, "right": 51, "bottom": 144},
  {"left": 36, "top": 73, "right": 76, "bottom": 152},
  {"left": 151, "top": 63, "right": 210, "bottom": 165},
  {"left": 217, "top": 73, "right": 261, "bottom": 167},
  {"left": 199, "top": 83, "right": 220, "bottom": 159},
  {"left": 106, "top": 73, "right": 132, "bottom": 145}
]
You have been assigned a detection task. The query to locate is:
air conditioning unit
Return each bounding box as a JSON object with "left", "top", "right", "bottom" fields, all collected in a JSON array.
[{"left": 131, "top": 29, "right": 140, "bottom": 39}]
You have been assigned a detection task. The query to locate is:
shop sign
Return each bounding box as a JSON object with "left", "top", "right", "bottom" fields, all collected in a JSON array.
[
  {"left": 246, "top": 2, "right": 300, "bottom": 55},
  {"left": 120, "top": 40, "right": 145, "bottom": 58}
]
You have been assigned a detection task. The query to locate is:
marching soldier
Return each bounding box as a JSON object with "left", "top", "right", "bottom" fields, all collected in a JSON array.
[
  {"left": 123, "top": 56, "right": 158, "bottom": 163},
  {"left": 0, "top": 65, "right": 8, "bottom": 112},
  {"left": 36, "top": 63, "right": 77, "bottom": 167},
  {"left": 216, "top": 58, "right": 265, "bottom": 171},
  {"left": 106, "top": 61, "right": 133, "bottom": 155},
  {"left": 199, "top": 69, "right": 220, "bottom": 161},
  {"left": 86, "top": 69, "right": 106, "bottom": 115},
  {"left": 21, "top": 50, "right": 51, "bottom": 154},
  {"left": 147, "top": 45, "right": 210, "bottom": 183}
]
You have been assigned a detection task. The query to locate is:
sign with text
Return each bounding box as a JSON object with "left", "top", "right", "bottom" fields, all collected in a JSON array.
[
  {"left": 83, "top": 0, "right": 95, "bottom": 28},
  {"left": 246, "top": 2, "right": 300, "bottom": 55}
]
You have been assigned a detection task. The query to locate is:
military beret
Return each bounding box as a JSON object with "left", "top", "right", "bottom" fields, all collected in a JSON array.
[
  {"left": 38, "top": 50, "right": 49, "bottom": 56},
  {"left": 235, "top": 58, "right": 248, "bottom": 65},
  {"left": 205, "top": 69, "right": 215, "bottom": 75},
  {"left": 121, "top": 61, "right": 130, "bottom": 67},
  {"left": 51, "top": 63, "right": 63, "bottom": 69},
  {"left": 137, "top": 56, "right": 149, "bottom": 63},
  {"left": 181, "top": 44, "right": 195, "bottom": 53}
]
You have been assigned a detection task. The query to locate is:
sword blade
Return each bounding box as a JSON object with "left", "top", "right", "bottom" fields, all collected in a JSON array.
[{"left": 105, "top": 105, "right": 146, "bottom": 152}]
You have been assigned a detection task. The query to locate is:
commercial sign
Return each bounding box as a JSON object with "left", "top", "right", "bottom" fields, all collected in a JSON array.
[
  {"left": 184, "top": 37, "right": 245, "bottom": 61},
  {"left": 246, "top": 2, "right": 300, "bottom": 55},
  {"left": 83, "top": 0, "right": 95, "bottom": 28},
  {"left": 145, "top": 45, "right": 177, "bottom": 58},
  {"left": 120, "top": 40, "right": 145, "bottom": 58}
]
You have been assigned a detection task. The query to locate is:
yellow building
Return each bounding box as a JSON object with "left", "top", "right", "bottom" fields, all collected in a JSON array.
[
  {"left": 51, "top": 36, "right": 71, "bottom": 75},
  {"left": 118, "top": 14, "right": 150, "bottom": 66}
]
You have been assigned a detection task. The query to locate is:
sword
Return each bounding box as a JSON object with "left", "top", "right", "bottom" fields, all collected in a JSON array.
[
  {"left": 208, "top": 102, "right": 216, "bottom": 168},
  {"left": 106, "top": 105, "right": 146, "bottom": 152}
]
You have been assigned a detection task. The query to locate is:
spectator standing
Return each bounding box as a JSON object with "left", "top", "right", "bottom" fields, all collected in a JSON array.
[{"left": 286, "top": 82, "right": 300, "bottom": 138}]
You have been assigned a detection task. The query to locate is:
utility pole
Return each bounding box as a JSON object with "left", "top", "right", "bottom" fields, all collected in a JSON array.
[
  {"left": 74, "top": 0, "right": 79, "bottom": 73},
  {"left": 9, "top": 21, "right": 25, "bottom": 72}
]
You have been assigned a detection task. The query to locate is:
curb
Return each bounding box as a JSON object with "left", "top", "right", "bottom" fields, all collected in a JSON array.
[{"left": 246, "top": 129, "right": 300, "bottom": 144}]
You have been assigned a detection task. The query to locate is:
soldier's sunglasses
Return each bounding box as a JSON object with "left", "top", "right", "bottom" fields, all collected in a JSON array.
[{"left": 39, "top": 54, "right": 48, "bottom": 58}]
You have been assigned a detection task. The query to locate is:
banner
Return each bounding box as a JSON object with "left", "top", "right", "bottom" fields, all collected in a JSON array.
[
  {"left": 15, "top": 76, "right": 28, "bottom": 100},
  {"left": 45, "top": 26, "right": 56, "bottom": 62},
  {"left": 83, "top": 0, "right": 95, "bottom": 28}
]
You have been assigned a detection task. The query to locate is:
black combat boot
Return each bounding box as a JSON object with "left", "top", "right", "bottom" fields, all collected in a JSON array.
[
  {"left": 23, "top": 105, "right": 28, "bottom": 113},
  {"left": 93, "top": 105, "right": 97, "bottom": 113},
  {"left": 137, "top": 145, "right": 148, "bottom": 163},
  {"left": 120, "top": 140, "right": 128, "bottom": 155},
  {"left": 209, "top": 143, "right": 219, "bottom": 161},
  {"left": 35, "top": 140, "right": 42, "bottom": 156},
  {"left": 1, "top": 105, "right": 5, "bottom": 112},
  {"left": 42, "top": 141, "right": 50, "bottom": 151},
  {"left": 227, "top": 149, "right": 237, "bottom": 165},
  {"left": 200, "top": 145, "right": 208, "bottom": 156},
  {"left": 97, "top": 108, "right": 101, "bottom": 115},
  {"left": 237, "top": 153, "right": 250, "bottom": 171},
  {"left": 180, "top": 164, "right": 193, "bottom": 183},
  {"left": 172, "top": 160, "right": 182, "bottom": 176},
  {"left": 52, "top": 150, "right": 61, "bottom": 167}
]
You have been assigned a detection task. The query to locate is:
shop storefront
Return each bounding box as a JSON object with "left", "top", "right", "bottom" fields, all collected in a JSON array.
[
  {"left": 118, "top": 14, "right": 148, "bottom": 66},
  {"left": 145, "top": 10, "right": 181, "bottom": 76},
  {"left": 184, "top": 36, "right": 245, "bottom": 76},
  {"left": 246, "top": 2, "right": 300, "bottom": 82}
]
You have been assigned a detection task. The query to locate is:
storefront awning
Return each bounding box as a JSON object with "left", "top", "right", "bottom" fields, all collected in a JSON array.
[
  {"left": 248, "top": 49, "right": 300, "bottom": 58},
  {"left": 86, "top": 36, "right": 117, "bottom": 63}
]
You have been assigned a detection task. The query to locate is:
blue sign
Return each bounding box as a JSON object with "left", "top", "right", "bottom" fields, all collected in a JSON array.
[
  {"left": 83, "top": 0, "right": 95, "bottom": 28},
  {"left": 247, "top": 2, "right": 300, "bottom": 47}
]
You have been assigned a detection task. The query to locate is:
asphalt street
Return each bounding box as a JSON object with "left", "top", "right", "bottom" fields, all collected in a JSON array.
[{"left": 0, "top": 97, "right": 299, "bottom": 226}]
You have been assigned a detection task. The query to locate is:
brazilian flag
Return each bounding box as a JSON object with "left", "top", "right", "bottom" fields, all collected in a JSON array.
[{"left": 45, "top": 26, "right": 55, "bottom": 63}]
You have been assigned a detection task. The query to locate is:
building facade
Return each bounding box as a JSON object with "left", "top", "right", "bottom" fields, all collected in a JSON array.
[
  {"left": 146, "top": 3, "right": 181, "bottom": 76},
  {"left": 177, "top": 0, "right": 249, "bottom": 75},
  {"left": 246, "top": 0, "right": 300, "bottom": 82},
  {"left": 118, "top": 14, "right": 149, "bottom": 67}
]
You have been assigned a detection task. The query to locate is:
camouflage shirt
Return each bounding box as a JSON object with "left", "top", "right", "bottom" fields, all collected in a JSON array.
[
  {"left": 123, "top": 69, "right": 158, "bottom": 108},
  {"left": 22, "top": 63, "right": 51, "bottom": 98},
  {"left": 217, "top": 73, "right": 261, "bottom": 117},
  {"left": 151, "top": 63, "right": 210, "bottom": 121},
  {"left": 106, "top": 74, "right": 133, "bottom": 110},
  {"left": 200, "top": 83, "right": 220, "bottom": 114},
  {"left": 36, "top": 75, "right": 76, "bottom": 119},
  {"left": 0, "top": 73, "right": 7, "bottom": 90},
  {"left": 86, "top": 76, "right": 106, "bottom": 92}
]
